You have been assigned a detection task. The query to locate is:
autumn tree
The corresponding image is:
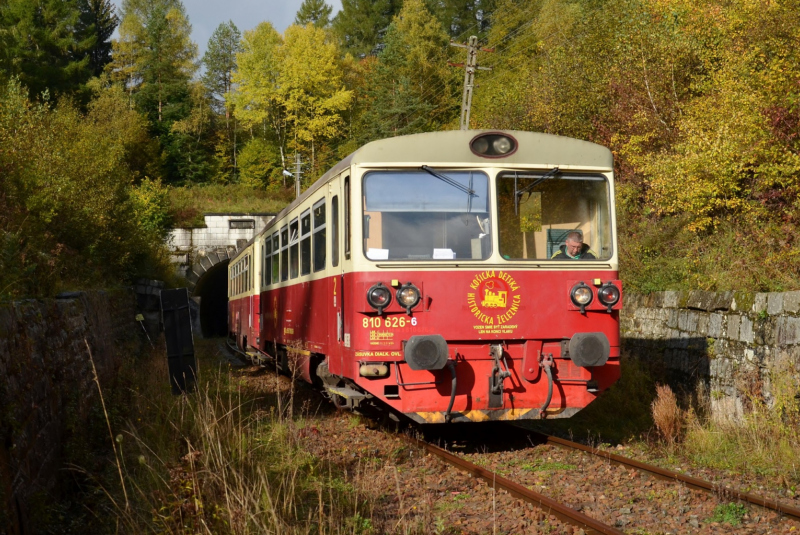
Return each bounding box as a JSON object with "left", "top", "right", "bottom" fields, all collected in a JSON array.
[
  {"left": 295, "top": 0, "right": 333, "bottom": 28},
  {"left": 0, "top": 78, "right": 171, "bottom": 298},
  {"left": 229, "top": 21, "right": 286, "bottom": 181},
  {"left": 279, "top": 24, "right": 353, "bottom": 176}
]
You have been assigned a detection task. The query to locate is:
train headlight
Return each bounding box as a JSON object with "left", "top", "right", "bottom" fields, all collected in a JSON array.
[
  {"left": 367, "top": 283, "right": 392, "bottom": 315},
  {"left": 396, "top": 283, "right": 421, "bottom": 313},
  {"left": 470, "top": 133, "right": 518, "bottom": 158},
  {"left": 570, "top": 282, "right": 593, "bottom": 314},
  {"left": 597, "top": 282, "right": 620, "bottom": 312}
]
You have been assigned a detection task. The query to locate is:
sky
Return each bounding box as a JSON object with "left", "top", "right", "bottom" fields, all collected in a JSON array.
[{"left": 110, "top": 0, "right": 342, "bottom": 58}]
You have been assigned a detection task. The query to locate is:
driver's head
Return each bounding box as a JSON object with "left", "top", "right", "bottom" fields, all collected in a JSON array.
[{"left": 565, "top": 231, "right": 583, "bottom": 256}]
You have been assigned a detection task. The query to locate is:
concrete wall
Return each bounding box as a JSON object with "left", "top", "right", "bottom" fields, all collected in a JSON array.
[
  {"left": 167, "top": 213, "right": 274, "bottom": 265},
  {"left": 166, "top": 214, "right": 275, "bottom": 298},
  {"left": 621, "top": 290, "right": 800, "bottom": 418},
  {"left": 0, "top": 291, "right": 138, "bottom": 535}
]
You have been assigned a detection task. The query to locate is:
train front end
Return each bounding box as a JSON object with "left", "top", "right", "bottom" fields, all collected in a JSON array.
[{"left": 344, "top": 131, "right": 621, "bottom": 423}]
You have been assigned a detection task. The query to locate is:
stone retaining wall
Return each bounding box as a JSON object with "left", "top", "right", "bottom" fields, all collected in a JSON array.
[
  {"left": 621, "top": 290, "right": 800, "bottom": 418},
  {"left": 0, "top": 291, "right": 138, "bottom": 535}
]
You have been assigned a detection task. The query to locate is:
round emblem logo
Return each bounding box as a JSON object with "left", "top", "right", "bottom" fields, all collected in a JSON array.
[{"left": 467, "top": 270, "right": 521, "bottom": 327}]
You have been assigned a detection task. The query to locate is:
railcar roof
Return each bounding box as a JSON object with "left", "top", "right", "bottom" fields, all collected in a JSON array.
[
  {"left": 350, "top": 130, "right": 613, "bottom": 169},
  {"left": 232, "top": 130, "right": 613, "bottom": 261}
]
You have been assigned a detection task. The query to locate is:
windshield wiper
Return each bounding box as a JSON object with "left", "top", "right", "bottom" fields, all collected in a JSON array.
[
  {"left": 421, "top": 165, "right": 476, "bottom": 196},
  {"left": 514, "top": 167, "right": 560, "bottom": 215}
]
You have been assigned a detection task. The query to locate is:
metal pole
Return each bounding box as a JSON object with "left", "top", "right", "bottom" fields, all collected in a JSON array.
[
  {"left": 461, "top": 36, "right": 477, "bottom": 130},
  {"left": 450, "top": 36, "right": 492, "bottom": 131},
  {"left": 295, "top": 152, "right": 302, "bottom": 199}
]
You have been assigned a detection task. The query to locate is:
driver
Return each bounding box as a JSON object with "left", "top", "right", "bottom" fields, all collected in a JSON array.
[{"left": 551, "top": 231, "right": 596, "bottom": 260}]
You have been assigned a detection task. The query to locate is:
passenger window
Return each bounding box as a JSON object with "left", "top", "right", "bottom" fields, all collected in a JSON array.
[
  {"left": 280, "top": 226, "right": 289, "bottom": 281},
  {"left": 271, "top": 233, "right": 280, "bottom": 284},
  {"left": 313, "top": 198, "right": 326, "bottom": 272},
  {"left": 332, "top": 196, "right": 339, "bottom": 267},
  {"left": 300, "top": 210, "right": 311, "bottom": 276},
  {"left": 344, "top": 177, "right": 350, "bottom": 260},
  {"left": 496, "top": 172, "right": 611, "bottom": 260},
  {"left": 268, "top": 236, "right": 272, "bottom": 286},
  {"left": 289, "top": 218, "right": 299, "bottom": 279}
]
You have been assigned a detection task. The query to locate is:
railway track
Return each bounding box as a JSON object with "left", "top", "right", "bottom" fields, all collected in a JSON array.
[
  {"left": 531, "top": 430, "right": 800, "bottom": 522},
  {"left": 404, "top": 423, "right": 800, "bottom": 533},
  {"left": 403, "top": 433, "right": 625, "bottom": 534}
]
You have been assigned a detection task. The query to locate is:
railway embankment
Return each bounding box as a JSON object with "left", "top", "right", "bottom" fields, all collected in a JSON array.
[
  {"left": 621, "top": 290, "right": 800, "bottom": 419},
  {"left": 0, "top": 290, "right": 140, "bottom": 535}
]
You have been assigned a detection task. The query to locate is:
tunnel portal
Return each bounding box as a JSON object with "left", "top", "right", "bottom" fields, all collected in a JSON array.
[{"left": 193, "top": 260, "right": 229, "bottom": 338}]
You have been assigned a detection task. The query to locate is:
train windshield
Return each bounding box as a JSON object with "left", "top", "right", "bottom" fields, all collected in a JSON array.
[
  {"left": 362, "top": 170, "right": 491, "bottom": 261},
  {"left": 496, "top": 171, "right": 612, "bottom": 261}
]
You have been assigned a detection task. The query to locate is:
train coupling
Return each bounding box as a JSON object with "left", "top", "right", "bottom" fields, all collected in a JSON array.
[{"left": 488, "top": 344, "right": 511, "bottom": 408}]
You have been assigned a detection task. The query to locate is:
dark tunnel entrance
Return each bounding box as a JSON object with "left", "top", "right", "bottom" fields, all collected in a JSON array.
[{"left": 194, "top": 260, "right": 229, "bottom": 338}]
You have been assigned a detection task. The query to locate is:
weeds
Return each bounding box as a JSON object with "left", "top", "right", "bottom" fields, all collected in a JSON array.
[
  {"left": 708, "top": 502, "right": 748, "bottom": 525},
  {"left": 651, "top": 358, "right": 800, "bottom": 485},
  {"left": 78, "top": 339, "right": 376, "bottom": 534},
  {"left": 520, "top": 461, "right": 577, "bottom": 472}
]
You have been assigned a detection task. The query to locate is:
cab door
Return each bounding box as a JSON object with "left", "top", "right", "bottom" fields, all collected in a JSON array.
[{"left": 326, "top": 174, "right": 348, "bottom": 376}]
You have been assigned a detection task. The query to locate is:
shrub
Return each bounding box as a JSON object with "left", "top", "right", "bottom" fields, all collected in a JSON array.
[{"left": 651, "top": 384, "right": 682, "bottom": 446}]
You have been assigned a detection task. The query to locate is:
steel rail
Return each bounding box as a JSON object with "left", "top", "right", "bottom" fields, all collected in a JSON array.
[
  {"left": 405, "top": 435, "right": 624, "bottom": 535},
  {"left": 537, "top": 432, "right": 800, "bottom": 521}
]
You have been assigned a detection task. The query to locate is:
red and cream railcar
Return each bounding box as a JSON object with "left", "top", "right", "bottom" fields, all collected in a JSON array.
[{"left": 229, "top": 130, "right": 622, "bottom": 423}]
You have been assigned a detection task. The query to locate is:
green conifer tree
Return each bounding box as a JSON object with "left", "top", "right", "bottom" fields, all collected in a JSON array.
[
  {"left": 425, "top": 0, "right": 496, "bottom": 40},
  {"left": 202, "top": 21, "right": 243, "bottom": 182},
  {"left": 295, "top": 0, "right": 333, "bottom": 28},
  {"left": 203, "top": 21, "right": 241, "bottom": 116},
  {"left": 0, "top": 0, "right": 92, "bottom": 97},
  {"left": 331, "top": 0, "right": 401, "bottom": 57},
  {"left": 77, "top": 0, "right": 119, "bottom": 77},
  {"left": 108, "top": 0, "right": 201, "bottom": 181}
]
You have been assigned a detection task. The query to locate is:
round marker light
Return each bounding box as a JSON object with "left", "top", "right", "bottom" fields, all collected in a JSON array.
[
  {"left": 472, "top": 137, "right": 489, "bottom": 154},
  {"left": 469, "top": 133, "right": 518, "bottom": 158},
  {"left": 493, "top": 136, "right": 512, "bottom": 154},
  {"left": 597, "top": 282, "right": 620, "bottom": 311},
  {"left": 367, "top": 283, "right": 392, "bottom": 315},
  {"left": 397, "top": 283, "right": 421, "bottom": 312},
  {"left": 570, "top": 282, "right": 593, "bottom": 313}
]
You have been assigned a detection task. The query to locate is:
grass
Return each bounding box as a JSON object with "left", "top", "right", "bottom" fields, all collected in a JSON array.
[
  {"left": 639, "top": 357, "right": 800, "bottom": 494},
  {"left": 69, "top": 338, "right": 381, "bottom": 534},
  {"left": 708, "top": 503, "right": 748, "bottom": 525},
  {"left": 519, "top": 461, "right": 577, "bottom": 472},
  {"left": 168, "top": 184, "right": 292, "bottom": 227}
]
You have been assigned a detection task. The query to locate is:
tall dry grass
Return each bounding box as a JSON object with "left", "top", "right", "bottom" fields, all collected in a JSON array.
[
  {"left": 654, "top": 359, "right": 800, "bottom": 485},
  {"left": 99, "top": 341, "right": 377, "bottom": 534},
  {"left": 651, "top": 384, "right": 683, "bottom": 447}
]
